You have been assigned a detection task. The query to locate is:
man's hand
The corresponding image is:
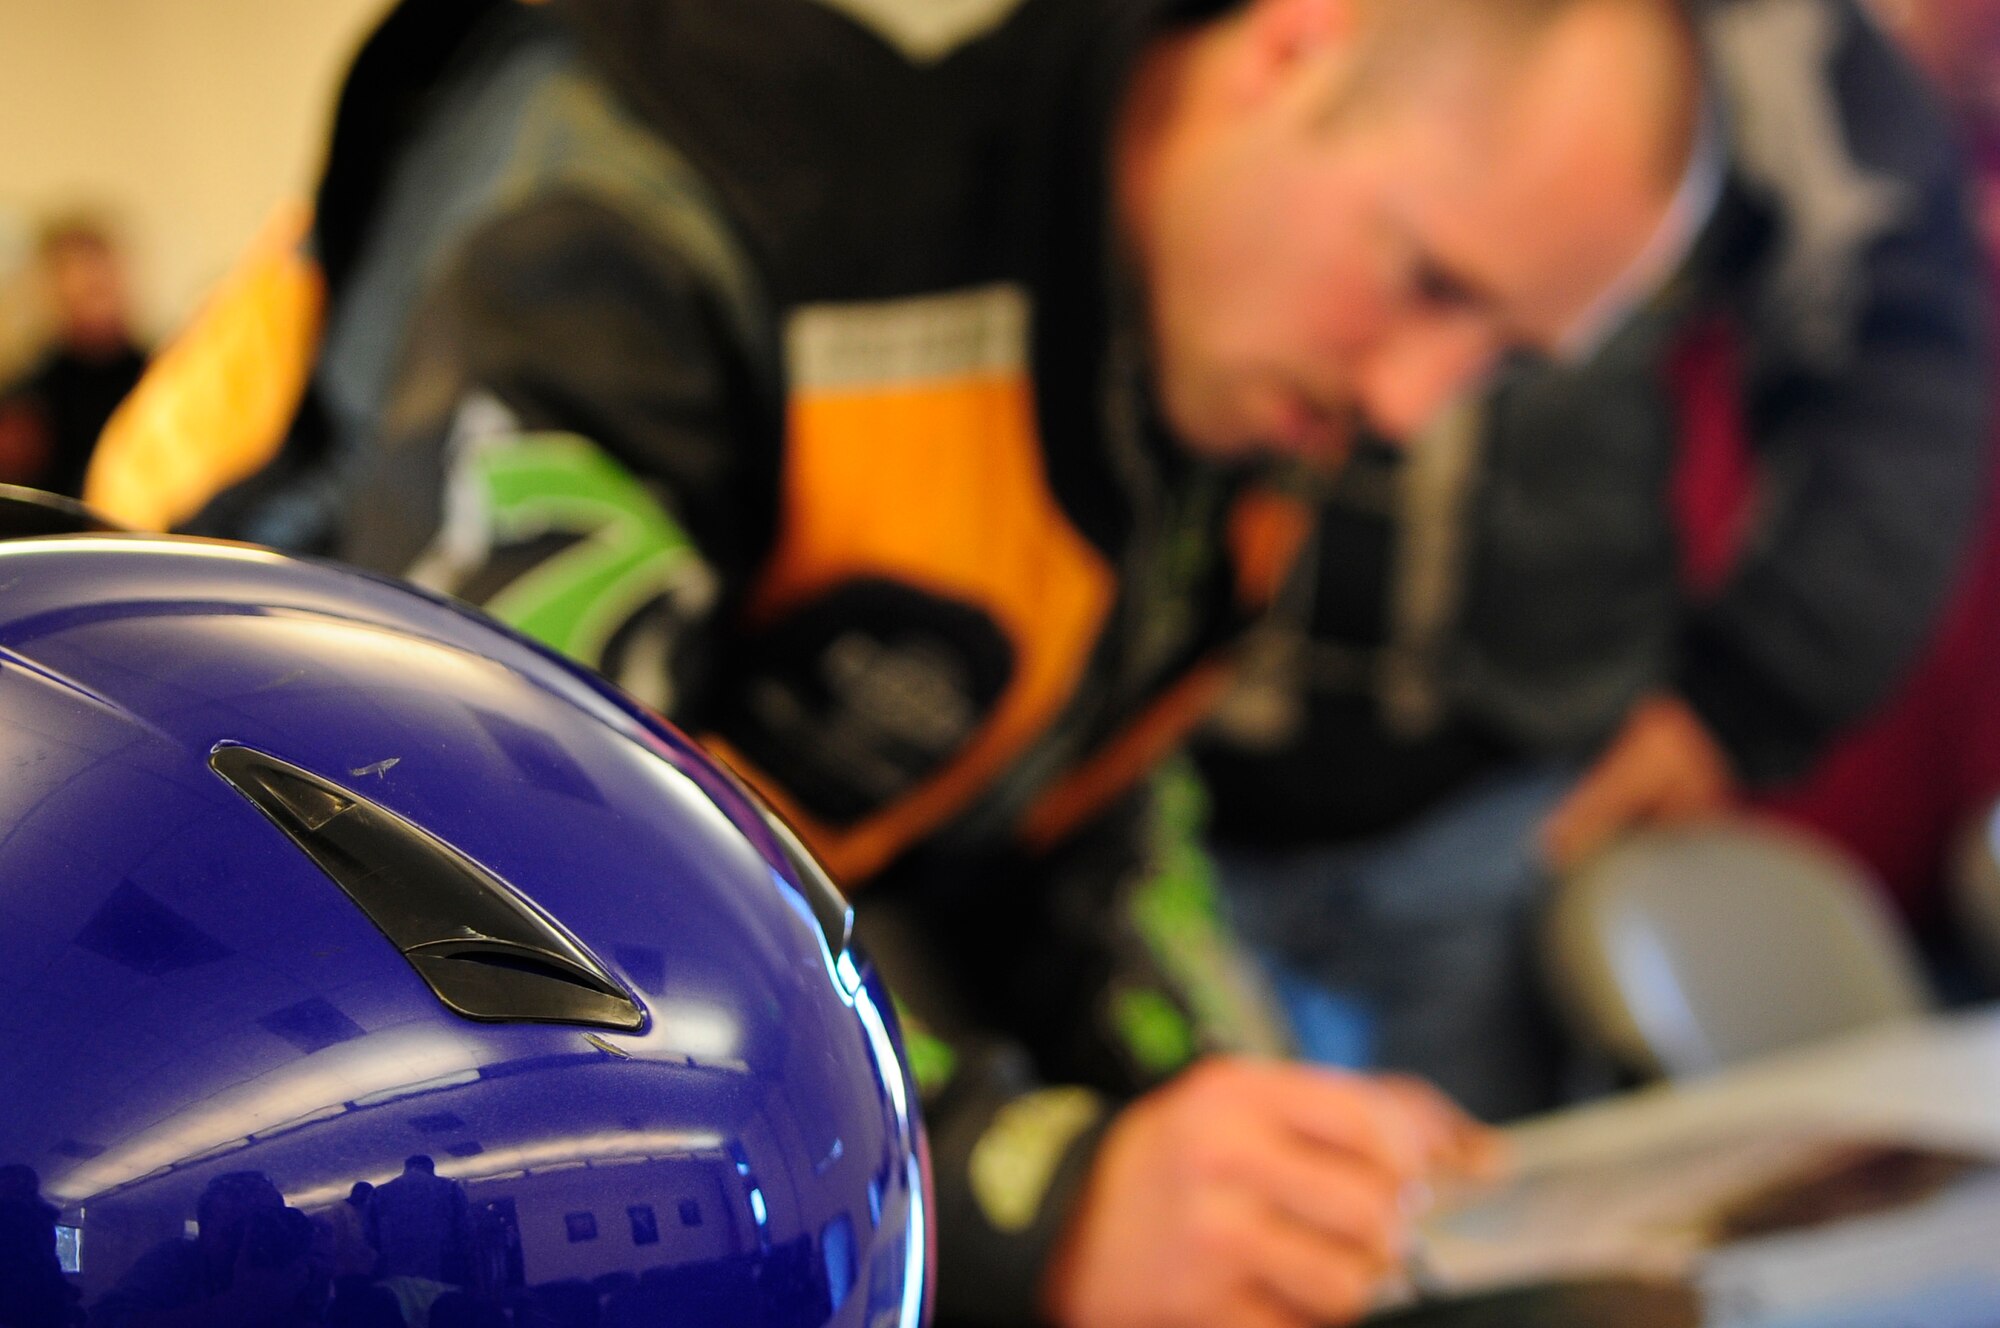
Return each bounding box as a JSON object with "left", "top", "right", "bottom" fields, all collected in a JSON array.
[
  {"left": 1370, "top": 1075, "right": 1508, "bottom": 1186},
  {"left": 1039, "top": 1058, "right": 1502, "bottom": 1328},
  {"left": 1541, "top": 693, "right": 1738, "bottom": 872}
]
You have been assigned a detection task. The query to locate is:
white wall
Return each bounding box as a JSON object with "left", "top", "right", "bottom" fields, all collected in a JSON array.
[
  {"left": 0, "top": 0, "right": 392, "bottom": 371},
  {"left": 479, "top": 1158, "right": 743, "bottom": 1288}
]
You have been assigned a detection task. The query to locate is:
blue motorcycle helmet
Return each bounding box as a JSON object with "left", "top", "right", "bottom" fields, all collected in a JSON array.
[{"left": 0, "top": 490, "right": 931, "bottom": 1327}]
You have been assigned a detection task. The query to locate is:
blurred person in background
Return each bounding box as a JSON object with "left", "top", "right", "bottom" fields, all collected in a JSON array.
[
  {"left": 1873, "top": 0, "right": 2000, "bottom": 247},
  {"left": 323, "top": 1182, "right": 378, "bottom": 1282},
  {"left": 0, "top": 1164, "right": 76, "bottom": 1328},
  {"left": 90, "top": 1171, "right": 315, "bottom": 1328},
  {"left": 105, "top": 0, "right": 1735, "bottom": 1321},
  {"left": 1701, "top": 0, "right": 2000, "bottom": 942},
  {"left": 0, "top": 216, "right": 147, "bottom": 499},
  {"left": 1195, "top": 0, "right": 1992, "bottom": 1122},
  {"left": 368, "top": 1156, "right": 468, "bottom": 1286}
]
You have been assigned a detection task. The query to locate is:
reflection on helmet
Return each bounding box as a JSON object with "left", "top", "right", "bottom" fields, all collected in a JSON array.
[{"left": 0, "top": 531, "right": 931, "bottom": 1327}]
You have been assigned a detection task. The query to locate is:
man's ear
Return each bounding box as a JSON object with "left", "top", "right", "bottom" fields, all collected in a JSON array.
[{"left": 1236, "top": 0, "right": 1361, "bottom": 95}]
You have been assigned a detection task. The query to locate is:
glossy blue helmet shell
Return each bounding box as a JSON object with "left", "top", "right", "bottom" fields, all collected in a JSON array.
[{"left": 0, "top": 530, "right": 931, "bottom": 1327}]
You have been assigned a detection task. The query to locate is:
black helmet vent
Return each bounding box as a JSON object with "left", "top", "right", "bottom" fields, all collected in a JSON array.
[{"left": 210, "top": 744, "right": 646, "bottom": 1032}]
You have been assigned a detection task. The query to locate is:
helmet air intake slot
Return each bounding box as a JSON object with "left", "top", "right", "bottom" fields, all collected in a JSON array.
[{"left": 209, "top": 744, "right": 646, "bottom": 1032}]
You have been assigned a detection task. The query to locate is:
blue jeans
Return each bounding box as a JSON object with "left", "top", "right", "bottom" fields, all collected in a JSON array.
[{"left": 1215, "top": 764, "right": 1579, "bottom": 1122}]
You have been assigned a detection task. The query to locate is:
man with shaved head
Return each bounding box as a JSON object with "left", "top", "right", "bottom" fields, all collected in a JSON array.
[
  {"left": 144, "top": 0, "right": 1720, "bottom": 1322},
  {"left": 1121, "top": 0, "right": 1704, "bottom": 459},
  {"left": 1195, "top": 0, "right": 1986, "bottom": 1128}
]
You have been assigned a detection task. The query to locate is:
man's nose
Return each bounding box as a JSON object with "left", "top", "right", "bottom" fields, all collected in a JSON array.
[{"left": 1354, "top": 321, "right": 1500, "bottom": 442}]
